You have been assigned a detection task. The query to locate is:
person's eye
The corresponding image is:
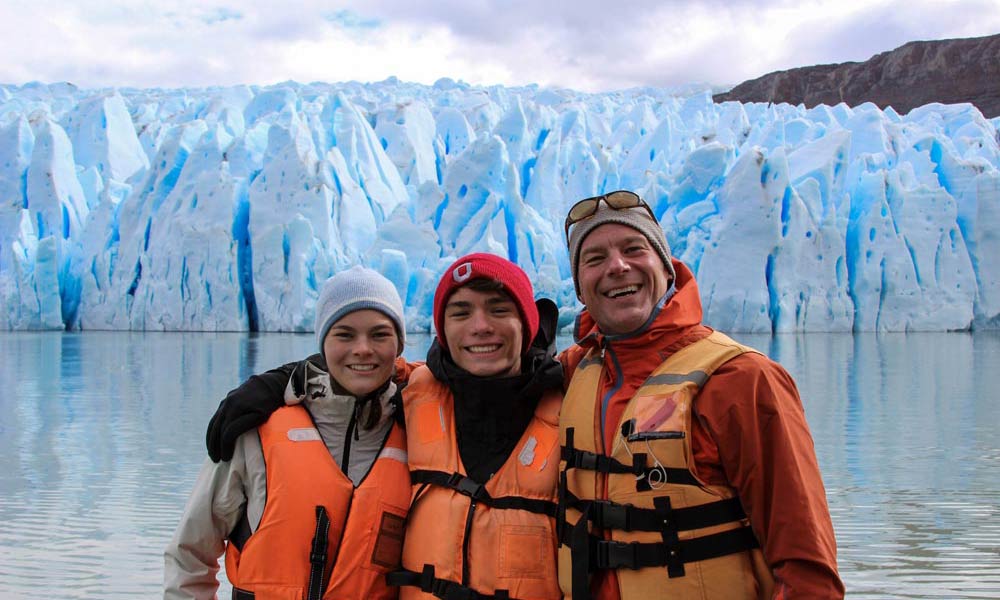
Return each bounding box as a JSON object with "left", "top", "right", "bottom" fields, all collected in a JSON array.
[
  {"left": 584, "top": 254, "right": 603, "bottom": 266},
  {"left": 334, "top": 332, "right": 353, "bottom": 340},
  {"left": 447, "top": 309, "right": 469, "bottom": 319},
  {"left": 373, "top": 331, "right": 393, "bottom": 340},
  {"left": 491, "top": 305, "right": 512, "bottom": 315}
]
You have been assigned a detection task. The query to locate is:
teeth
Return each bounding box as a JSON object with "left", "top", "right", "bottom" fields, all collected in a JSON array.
[
  {"left": 467, "top": 344, "right": 501, "bottom": 354},
  {"left": 348, "top": 364, "right": 377, "bottom": 372},
  {"left": 607, "top": 285, "right": 638, "bottom": 298}
]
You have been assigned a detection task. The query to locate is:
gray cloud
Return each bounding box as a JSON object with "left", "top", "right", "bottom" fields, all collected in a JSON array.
[
  {"left": 779, "top": 0, "right": 1000, "bottom": 69},
  {"left": 1, "top": 0, "right": 998, "bottom": 91}
]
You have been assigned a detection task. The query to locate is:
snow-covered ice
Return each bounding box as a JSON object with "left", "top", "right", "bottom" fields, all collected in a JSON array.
[{"left": 1, "top": 79, "right": 998, "bottom": 333}]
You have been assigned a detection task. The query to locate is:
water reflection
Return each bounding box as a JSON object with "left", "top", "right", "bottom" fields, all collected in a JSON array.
[
  {"left": 0, "top": 331, "right": 997, "bottom": 598},
  {"left": 0, "top": 332, "right": 317, "bottom": 599},
  {"left": 731, "top": 331, "right": 1000, "bottom": 599}
]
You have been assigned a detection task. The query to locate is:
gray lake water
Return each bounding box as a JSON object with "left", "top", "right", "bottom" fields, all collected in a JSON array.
[{"left": 1, "top": 330, "right": 998, "bottom": 599}]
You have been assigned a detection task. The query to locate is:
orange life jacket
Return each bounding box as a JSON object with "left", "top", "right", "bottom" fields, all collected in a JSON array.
[
  {"left": 558, "top": 331, "right": 775, "bottom": 600},
  {"left": 225, "top": 404, "right": 411, "bottom": 600},
  {"left": 389, "top": 365, "right": 562, "bottom": 600}
]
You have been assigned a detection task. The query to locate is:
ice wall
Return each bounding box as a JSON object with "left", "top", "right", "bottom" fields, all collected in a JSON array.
[{"left": 1, "top": 79, "right": 998, "bottom": 333}]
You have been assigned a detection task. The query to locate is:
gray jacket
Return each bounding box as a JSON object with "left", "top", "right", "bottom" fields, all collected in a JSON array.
[{"left": 163, "top": 361, "right": 399, "bottom": 600}]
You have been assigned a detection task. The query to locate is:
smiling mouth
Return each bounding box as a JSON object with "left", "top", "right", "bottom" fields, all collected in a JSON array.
[
  {"left": 347, "top": 364, "right": 378, "bottom": 372},
  {"left": 466, "top": 344, "right": 501, "bottom": 354},
  {"left": 605, "top": 284, "right": 639, "bottom": 299}
]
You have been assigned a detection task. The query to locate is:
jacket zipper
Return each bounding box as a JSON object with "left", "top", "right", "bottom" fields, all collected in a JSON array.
[
  {"left": 599, "top": 339, "right": 623, "bottom": 451},
  {"left": 304, "top": 404, "right": 354, "bottom": 595},
  {"left": 341, "top": 400, "right": 361, "bottom": 473},
  {"left": 461, "top": 500, "right": 477, "bottom": 586}
]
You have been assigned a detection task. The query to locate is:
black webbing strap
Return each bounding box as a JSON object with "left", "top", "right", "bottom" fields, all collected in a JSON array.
[
  {"left": 560, "top": 445, "right": 700, "bottom": 489},
  {"left": 410, "top": 470, "right": 558, "bottom": 517},
  {"left": 561, "top": 495, "right": 747, "bottom": 535},
  {"left": 386, "top": 565, "right": 516, "bottom": 600},
  {"left": 588, "top": 525, "right": 760, "bottom": 574},
  {"left": 306, "top": 505, "right": 331, "bottom": 600},
  {"left": 656, "top": 496, "right": 684, "bottom": 577},
  {"left": 562, "top": 495, "right": 759, "bottom": 596},
  {"left": 569, "top": 505, "right": 592, "bottom": 600},
  {"left": 561, "top": 444, "right": 634, "bottom": 474},
  {"left": 556, "top": 469, "right": 569, "bottom": 543},
  {"left": 232, "top": 588, "right": 254, "bottom": 600}
]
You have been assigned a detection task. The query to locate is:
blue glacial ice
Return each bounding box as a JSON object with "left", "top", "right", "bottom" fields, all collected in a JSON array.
[{"left": 1, "top": 79, "right": 998, "bottom": 333}]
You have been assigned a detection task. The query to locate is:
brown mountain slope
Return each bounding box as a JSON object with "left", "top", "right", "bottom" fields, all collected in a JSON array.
[{"left": 713, "top": 33, "right": 1000, "bottom": 117}]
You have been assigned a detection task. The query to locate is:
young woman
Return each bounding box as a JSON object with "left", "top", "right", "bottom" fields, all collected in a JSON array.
[{"left": 165, "top": 267, "right": 413, "bottom": 600}]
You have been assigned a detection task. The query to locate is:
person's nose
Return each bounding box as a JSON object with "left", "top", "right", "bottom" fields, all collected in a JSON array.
[
  {"left": 606, "top": 250, "right": 630, "bottom": 275},
  {"left": 469, "top": 309, "right": 494, "bottom": 334},
  {"left": 352, "top": 336, "right": 374, "bottom": 355}
]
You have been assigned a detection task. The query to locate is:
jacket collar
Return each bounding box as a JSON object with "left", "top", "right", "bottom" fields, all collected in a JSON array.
[{"left": 285, "top": 359, "right": 398, "bottom": 430}]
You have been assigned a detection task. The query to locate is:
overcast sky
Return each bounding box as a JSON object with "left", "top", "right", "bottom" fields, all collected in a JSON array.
[{"left": 2, "top": 0, "right": 999, "bottom": 92}]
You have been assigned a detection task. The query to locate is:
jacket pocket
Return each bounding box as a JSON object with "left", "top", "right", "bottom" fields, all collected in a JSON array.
[{"left": 498, "top": 524, "right": 552, "bottom": 579}]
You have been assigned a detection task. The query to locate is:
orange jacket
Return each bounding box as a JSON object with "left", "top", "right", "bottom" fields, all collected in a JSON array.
[
  {"left": 558, "top": 331, "right": 776, "bottom": 599},
  {"left": 225, "top": 405, "right": 411, "bottom": 599},
  {"left": 393, "top": 365, "right": 562, "bottom": 600},
  {"left": 560, "top": 259, "right": 844, "bottom": 599}
]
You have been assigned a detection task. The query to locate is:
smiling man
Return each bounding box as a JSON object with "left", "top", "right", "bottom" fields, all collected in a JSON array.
[
  {"left": 557, "top": 191, "right": 844, "bottom": 599},
  {"left": 440, "top": 280, "right": 525, "bottom": 377},
  {"left": 389, "top": 252, "right": 564, "bottom": 599}
]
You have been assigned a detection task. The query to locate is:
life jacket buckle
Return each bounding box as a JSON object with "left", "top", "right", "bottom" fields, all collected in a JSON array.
[
  {"left": 591, "top": 500, "right": 631, "bottom": 531},
  {"left": 431, "top": 577, "right": 474, "bottom": 600},
  {"left": 430, "top": 578, "right": 451, "bottom": 597},
  {"left": 599, "top": 539, "right": 639, "bottom": 570},
  {"left": 578, "top": 451, "right": 599, "bottom": 471},
  {"left": 448, "top": 472, "right": 486, "bottom": 501}
]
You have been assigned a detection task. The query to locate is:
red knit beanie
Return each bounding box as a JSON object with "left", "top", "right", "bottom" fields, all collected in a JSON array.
[{"left": 433, "top": 253, "right": 539, "bottom": 354}]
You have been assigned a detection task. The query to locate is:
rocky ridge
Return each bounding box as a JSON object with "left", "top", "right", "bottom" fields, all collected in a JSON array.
[{"left": 714, "top": 33, "right": 1000, "bottom": 117}]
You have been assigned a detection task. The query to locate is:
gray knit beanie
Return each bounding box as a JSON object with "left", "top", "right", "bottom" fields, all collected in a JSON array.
[
  {"left": 315, "top": 266, "right": 406, "bottom": 357},
  {"left": 567, "top": 198, "right": 676, "bottom": 298}
]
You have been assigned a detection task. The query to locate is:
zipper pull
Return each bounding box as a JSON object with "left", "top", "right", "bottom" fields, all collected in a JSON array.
[{"left": 352, "top": 401, "right": 361, "bottom": 441}]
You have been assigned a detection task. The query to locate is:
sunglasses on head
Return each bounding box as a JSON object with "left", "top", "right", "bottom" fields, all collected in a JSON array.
[{"left": 564, "top": 191, "right": 657, "bottom": 240}]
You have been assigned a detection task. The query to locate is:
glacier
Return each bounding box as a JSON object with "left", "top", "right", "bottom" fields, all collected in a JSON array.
[{"left": 1, "top": 79, "right": 998, "bottom": 333}]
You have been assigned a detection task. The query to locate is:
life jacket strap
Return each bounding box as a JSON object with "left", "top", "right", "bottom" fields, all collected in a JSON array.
[
  {"left": 307, "top": 505, "right": 331, "bottom": 600},
  {"left": 561, "top": 494, "right": 747, "bottom": 534},
  {"left": 556, "top": 469, "right": 569, "bottom": 543},
  {"left": 387, "top": 565, "right": 517, "bottom": 600},
  {"left": 410, "top": 469, "right": 558, "bottom": 517},
  {"left": 232, "top": 588, "right": 254, "bottom": 599},
  {"left": 560, "top": 444, "right": 701, "bottom": 488},
  {"left": 584, "top": 525, "right": 759, "bottom": 574},
  {"left": 569, "top": 509, "right": 592, "bottom": 600}
]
